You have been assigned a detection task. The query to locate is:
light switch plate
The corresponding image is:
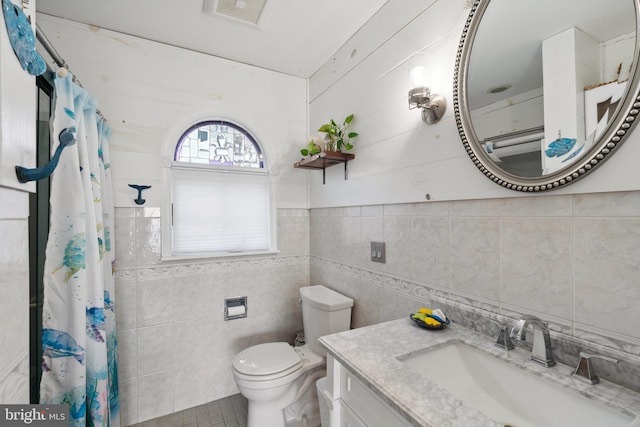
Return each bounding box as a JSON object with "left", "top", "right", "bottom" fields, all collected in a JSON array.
[{"left": 371, "top": 241, "right": 386, "bottom": 263}]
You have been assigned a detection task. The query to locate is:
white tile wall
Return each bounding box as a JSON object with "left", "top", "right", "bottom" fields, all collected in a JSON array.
[
  {"left": 574, "top": 219, "right": 640, "bottom": 337},
  {"left": 410, "top": 216, "right": 449, "bottom": 286},
  {"left": 310, "top": 190, "right": 640, "bottom": 353},
  {"left": 500, "top": 217, "right": 573, "bottom": 318},
  {"left": 450, "top": 217, "right": 500, "bottom": 300},
  {"left": 137, "top": 371, "right": 173, "bottom": 421},
  {"left": 115, "top": 207, "right": 309, "bottom": 425}
]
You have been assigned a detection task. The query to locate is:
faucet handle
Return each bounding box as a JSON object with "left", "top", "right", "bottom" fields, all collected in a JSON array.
[
  {"left": 572, "top": 351, "right": 619, "bottom": 385},
  {"left": 495, "top": 325, "right": 515, "bottom": 350}
]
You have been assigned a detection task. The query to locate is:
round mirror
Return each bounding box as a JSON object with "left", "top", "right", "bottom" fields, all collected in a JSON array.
[{"left": 454, "top": 0, "right": 640, "bottom": 191}]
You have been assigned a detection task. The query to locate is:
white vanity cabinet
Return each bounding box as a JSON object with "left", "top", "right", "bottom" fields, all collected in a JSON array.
[{"left": 325, "top": 355, "right": 413, "bottom": 427}]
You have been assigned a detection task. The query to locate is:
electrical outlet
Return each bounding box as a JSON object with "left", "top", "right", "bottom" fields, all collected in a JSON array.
[{"left": 370, "top": 241, "right": 386, "bottom": 263}]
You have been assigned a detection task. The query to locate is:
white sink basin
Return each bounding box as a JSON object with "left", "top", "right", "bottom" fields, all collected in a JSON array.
[{"left": 399, "top": 341, "right": 638, "bottom": 427}]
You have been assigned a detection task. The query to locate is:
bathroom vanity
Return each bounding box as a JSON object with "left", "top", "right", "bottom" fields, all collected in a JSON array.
[
  {"left": 321, "top": 358, "right": 412, "bottom": 427},
  {"left": 319, "top": 319, "right": 640, "bottom": 427}
]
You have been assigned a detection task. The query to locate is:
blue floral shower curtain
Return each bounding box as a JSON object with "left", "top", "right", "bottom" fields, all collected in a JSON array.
[{"left": 39, "top": 72, "right": 119, "bottom": 427}]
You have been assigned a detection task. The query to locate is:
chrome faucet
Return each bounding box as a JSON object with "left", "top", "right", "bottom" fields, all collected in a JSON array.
[{"left": 510, "top": 316, "right": 555, "bottom": 367}]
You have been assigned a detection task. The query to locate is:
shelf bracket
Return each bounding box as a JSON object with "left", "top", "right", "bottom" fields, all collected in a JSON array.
[{"left": 321, "top": 161, "right": 349, "bottom": 185}]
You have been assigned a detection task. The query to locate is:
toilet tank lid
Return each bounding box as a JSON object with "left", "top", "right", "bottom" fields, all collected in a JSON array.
[{"left": 300, "top": 285, "right": 353, "bottom": 311}]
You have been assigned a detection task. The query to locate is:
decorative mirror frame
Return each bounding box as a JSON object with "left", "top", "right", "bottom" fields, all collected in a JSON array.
[{"left": 454, "top": 0, "right": 640, "bottom": 192}]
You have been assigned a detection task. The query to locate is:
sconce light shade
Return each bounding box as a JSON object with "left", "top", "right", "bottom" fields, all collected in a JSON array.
[{"left": 408, "top": 86, "right": 447, "bottom": 124}]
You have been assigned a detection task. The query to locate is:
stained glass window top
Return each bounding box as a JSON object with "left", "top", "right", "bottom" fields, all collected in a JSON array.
[{"left": 174, "top": 120, "right": 264, "bottom": 168}]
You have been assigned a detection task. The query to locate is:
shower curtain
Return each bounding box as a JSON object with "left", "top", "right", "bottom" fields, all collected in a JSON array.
[{"left": 39, "top": 72, "right": 120, "bottom": 427}]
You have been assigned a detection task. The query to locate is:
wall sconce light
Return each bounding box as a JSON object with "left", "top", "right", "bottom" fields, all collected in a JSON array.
[{"left": 408, "top": 65, "right": 447, "bottom": 124}]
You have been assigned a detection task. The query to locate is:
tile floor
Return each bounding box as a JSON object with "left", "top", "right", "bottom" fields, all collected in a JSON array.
[{"left": 129, "top": 394, "right": 248, "bottom": 427}]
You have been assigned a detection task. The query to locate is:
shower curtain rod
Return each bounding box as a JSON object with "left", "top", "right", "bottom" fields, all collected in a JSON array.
[{"left": 35, "top": 23, "right": 107, "bottom": 122}]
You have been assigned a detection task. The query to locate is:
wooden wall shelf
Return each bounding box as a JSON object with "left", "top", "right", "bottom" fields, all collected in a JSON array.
[{"left": 293, "top": 151, "right": 355, "bottom": 184}]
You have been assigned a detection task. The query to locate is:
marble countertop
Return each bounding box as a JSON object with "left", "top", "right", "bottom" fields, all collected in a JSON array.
[{"left": 319, "top": 318, "right": 640, "bottom": 427}]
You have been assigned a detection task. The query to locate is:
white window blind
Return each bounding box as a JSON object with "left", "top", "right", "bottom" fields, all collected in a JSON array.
[{"left": 171, "top": 167, "right": 270, "bottom": 255}]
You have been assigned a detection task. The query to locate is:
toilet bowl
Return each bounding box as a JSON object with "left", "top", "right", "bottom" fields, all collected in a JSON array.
[
  {"left": 232, "top": 285, "right": 353, "bottom": 427},
  {"left": 233, "top": 342, "right": 325, "bottom": 427}
]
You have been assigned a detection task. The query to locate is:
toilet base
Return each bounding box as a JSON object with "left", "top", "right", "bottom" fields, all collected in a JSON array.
[
  {"left": 248, "top": 403, "right": 287, "bottom": 427},
  {"left": 246, "top": 368, "right": 325, "bottom": 427},
  {"left": 283, "top": 371, "right": 323, "bottom": 427}
]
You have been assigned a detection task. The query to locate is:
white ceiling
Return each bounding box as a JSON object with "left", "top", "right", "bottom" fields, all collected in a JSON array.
[{"left": 35, "top": 0, "right": 389, "bottom": 78}]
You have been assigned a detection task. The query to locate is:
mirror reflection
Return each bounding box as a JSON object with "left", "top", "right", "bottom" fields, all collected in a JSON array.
[{"left": 466, "top": 0, "right": 636, "bottom": 178}]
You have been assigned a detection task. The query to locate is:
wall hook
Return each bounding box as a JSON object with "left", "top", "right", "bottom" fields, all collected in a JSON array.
[
  {"left": 15, "top": 127, "right": 76, "bottom": 183},
  {"left": 128, "top": 184, "right": 151, "bottom": 205}
]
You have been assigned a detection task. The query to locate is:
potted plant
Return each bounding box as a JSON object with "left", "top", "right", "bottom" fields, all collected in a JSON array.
[
  {"left": 318, "top": 114, "right": 358, "bottom": 153},
  {"left": 300, "top": 114, "right": 358, "bottom": 157}
]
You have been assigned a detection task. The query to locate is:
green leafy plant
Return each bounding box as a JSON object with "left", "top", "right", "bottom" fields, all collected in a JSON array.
[
  {"left": 300, "top": 140, "right": 322, "bottom": 157},
  {"left": 318, "top": 114, "right": 358, "bottom": 152}
]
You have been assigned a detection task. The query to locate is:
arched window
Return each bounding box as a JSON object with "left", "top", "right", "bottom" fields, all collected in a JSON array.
[
  {"left": 169, "top": 120, "right": 274, "bottom": 257},
  {"left": 174, "top": 120, "right": 264, "bottom": 168}
]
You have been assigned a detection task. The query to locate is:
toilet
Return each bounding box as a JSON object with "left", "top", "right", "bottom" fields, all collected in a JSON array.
[{"left": 232, "top": 285, "right": 353, "bottom": 427}]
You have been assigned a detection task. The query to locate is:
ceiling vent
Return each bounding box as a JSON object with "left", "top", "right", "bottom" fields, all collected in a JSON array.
[{"left": 202, "top": 0, "right": 267, "bottom": 25}]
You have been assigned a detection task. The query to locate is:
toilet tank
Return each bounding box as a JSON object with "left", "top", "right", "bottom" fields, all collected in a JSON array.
[{"left": 300, "top": 285, "right": 353, "bottom": 356}]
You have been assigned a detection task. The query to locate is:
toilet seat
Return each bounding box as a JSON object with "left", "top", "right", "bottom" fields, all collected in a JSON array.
[{"left": 233, "top": 342, "right": 304, "bottom": 382}]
